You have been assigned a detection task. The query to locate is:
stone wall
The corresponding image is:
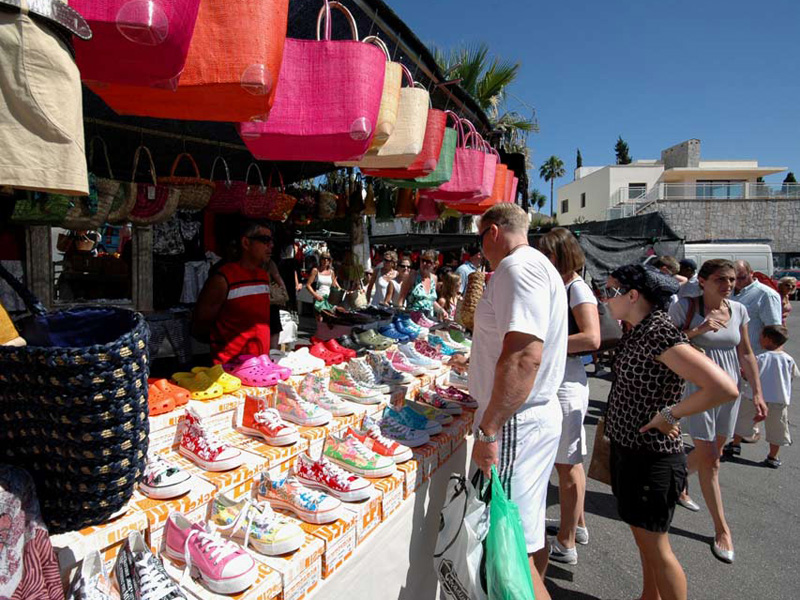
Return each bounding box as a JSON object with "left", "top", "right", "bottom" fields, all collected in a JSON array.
[
  {"left": 640, "top": 198, "right": 800, "bottom": 253},
  {"left": 661, "top": 139, "right": 701, "bottom": 169}
]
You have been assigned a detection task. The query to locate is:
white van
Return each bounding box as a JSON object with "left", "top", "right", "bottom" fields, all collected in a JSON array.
[{"left": 683, "top": 243, "right": 773, "bottom": 276}]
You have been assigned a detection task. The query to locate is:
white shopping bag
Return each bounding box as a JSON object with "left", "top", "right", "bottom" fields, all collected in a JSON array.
[{"left": 434, "top": 473, "right": 490, "bottom": 600}]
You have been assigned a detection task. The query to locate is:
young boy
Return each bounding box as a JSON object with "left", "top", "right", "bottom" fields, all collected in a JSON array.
[{"left": 735, "top": 325, "right": 798, "bottom": 468}]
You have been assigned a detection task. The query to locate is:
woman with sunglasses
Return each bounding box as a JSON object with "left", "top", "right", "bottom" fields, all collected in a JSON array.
[
  {"left": 602, "top": 264, "right": 737, "bottom": 600},
  {"left": 306, "top": 252, "right": 341, "bottom": 321},
  {"left": 397, "top": 250, "right": 445, "bottom": 318},
  {"left": 366, "top": 250, "right": 398, "bottom": 307}
]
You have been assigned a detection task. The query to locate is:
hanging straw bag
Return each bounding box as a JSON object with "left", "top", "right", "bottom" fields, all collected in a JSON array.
[
  {"left": 159, "top": 153, "right": 215, "bottom": 211},
  {"left": 128, "top": 146, "right": 181, "bottom": 226},
  {"left": 238, "top": 1, "right": 386, "bottom": 162},
  {"left": 423, "top": 117, "right": 486, "bottom": 201},
  {"left": 384, "top": 114, "right": 457, "bottom": 189},
  {"left": 241, "top": 166, "right": 297, "bottom": 220},
  {"left": 87, "top": 0, "right": 290, "bottom": 121},
  {"left": 318, "top": 190, "right": 338, "bottom": 220},
  {"left": 363, "top": 36, "right": 402, "bottom": 150},
  {"left": 457, "top": 268, "right": 486, "bottom": 331},
  {"left": 206, "top": 157, "right": 244, "bottom": 214},
  {"left": 445, "top": 156, "right": 508, "bottom": 215},
  {"left": 11, "top": 192, "right": 73, "bottom": 226},
  {"left": 0, "top": 264, "right": 149, "bottom": 533},
  {"left": 62, "top": 137, "right": 120, "bottom": 230},
  {"left": 72, "top": 0, "right": 202, "bottom": 88}
]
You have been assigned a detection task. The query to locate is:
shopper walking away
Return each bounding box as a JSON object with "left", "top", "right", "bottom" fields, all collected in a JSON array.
[
  {"left": 455, "top": 246, "right": 483, "bottom": 294},
  {"left": 668, "top": 259, "right": 766, "bottom": 563},
  {"left": 193, "top": 221, "right": 273, "bottom": 364},
  {"left": 538, "top": 228, "right": 600, "bottom": 565},
  {"left": 604, "top": 264, "right": 738, "bottom": 600},
  {"left": 468, "top": 203, "right": 567, "bottom": 600}
]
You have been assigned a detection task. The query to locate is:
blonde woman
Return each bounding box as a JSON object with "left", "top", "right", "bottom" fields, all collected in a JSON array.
[
  {"left": 366, "top": 250, "right": 398, "bottom": 307},
  {"left": 778, "top": 276, "right": 796, "bottom": 324},
  {"left": 436, "top": 272, "right": 462, "bottom": 321}
]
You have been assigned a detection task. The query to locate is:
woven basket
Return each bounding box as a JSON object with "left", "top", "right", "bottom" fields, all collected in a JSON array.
[
  {"left": 457, "top": 269, "right": 485, "bottom": 331},
  {"left": 106, "top": 182, "right": 138, "bottom": 225},
  {"left": 159, "top": 153, "right": 215, "bottom": 211},
  {"left": 129, "top": 146, "right": 181, "bottom": 226},
  {"left": 62, "top": 138, "right": 120, "bottom": 230},
  {"left": 0, "top": 264, "right": 149, "bottom": 533},
  {"left": 11, "top": 191, "right": 74, "bottom": 226}
]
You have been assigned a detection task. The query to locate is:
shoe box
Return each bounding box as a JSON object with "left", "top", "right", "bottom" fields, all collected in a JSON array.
[
  {"left": 340, "top": 486, "right": 383, "bottom": 545},
  {"left": 367, "top": 470, "right": 406, "bottom": 521},
  {"left": 396, "top": 459, "right": 420, "bottom": 498},
  {"left": 51, "top": 506, "right": 150, "bottom": 588},
  {"left": 297, "top": 510, "right": 357, "bottom": 579},
  {"left": 148, "top": 394, "right": 245, "bottom": 454},
  {"left": 411, "top": 443, "right": 440, "bottom": 484},
  {"left": 130, "top": 469, "right": 217, "bottom": 533},
  {"left": 258, "top": 533, "right": 325, "bottom": 600},
  {"left": 298, "top": 424, "right": 332, "bottom": 457}
]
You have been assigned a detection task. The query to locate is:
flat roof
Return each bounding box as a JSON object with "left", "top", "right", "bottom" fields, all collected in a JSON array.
[{"left": 660, "top": 167, "right": 786, "bottom": 181}]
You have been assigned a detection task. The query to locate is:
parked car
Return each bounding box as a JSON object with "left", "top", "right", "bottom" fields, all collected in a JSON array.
[{"left": 774, "top": 269, "right": 800, "bottom": 300}]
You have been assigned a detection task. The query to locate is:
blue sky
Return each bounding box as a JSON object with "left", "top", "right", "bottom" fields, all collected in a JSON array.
[{"left": 393, "top": 0, "right": 800, "bottom": 213}]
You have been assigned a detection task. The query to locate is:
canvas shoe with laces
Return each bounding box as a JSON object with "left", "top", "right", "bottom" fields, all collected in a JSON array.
[
  {"left": 274, "top": 382, "right": 332, "bottom": 426},
  {"left": 179, "top": 408, "right": 243, "bottom": 472},
  {"left": 449, "top": 369, "right": 469, "bottom": 390},
  {"left": 447, "top": 328, "right": 472, "bottom": 348},
  {"left": 435, "top": 385, "right": 479, "bottom": 408},
  {"left": 345, "top": 358, "right": 391, "bottom": 393},
  {"left": 139, "top": 453, "right": 193, "bottom": 500},
  {"left": 115, "top": 531, "right": 187, "bottom": 600},
  {"left": 387, "top": 349, "right": 426, "bottom": 376},
  {"left": 366, "top": 351, "right": 414, "bottom": 386},
  {"left": 414, "top": 339, "right": 446, "bottom": 362},
  {"left": 384, "top": 405, "right": 442, "bottom": 435},
  {"left": 549, "top": 538, "right": 578, "bottom": 565},
  {"left": 294, "top": 452, "right": 373, "bottom": 501},
  {"left": 406, "top": 399, "right": 454, "bottom": 425},
  {"left": 428, "top": 334, "right": 461, "bottom": 356},
  {"left": 210, "top": 493, "right": 305, "bottom": 556},
  {"left": 238, "top": 394, "right": 300, "bottom": 445},
  {"left": 410, "top": 311, "right": 437, "bottom": 329},
  {"left": 375, "top": 413, "right": 430, "bottom": 447},
  {"left": 545, "top": 519, "right": 589, "bottom": 545},
  {"left": 398, "top": 342, "right": 441, "bottom": 371},
  {"left": 67, "top": 550, "right": 120, "bottom": 600},
  {"left": 164, "top": 513, "right": 257, "bottom": 595},
  {"left": 437, "top": 331, "right": 469, "bottom": 353},
  {"left": 298, "top": 371, "right": 356, "bottom": 417},
  {"left": 348, "top": 415, "right": 413, "bottom": 463},
  {"left": 329, "top": 366, "right": 384, "bottom": 404},
  {"left": 418, "top": 390, "right": 463, "bottom": 415},
  {"left": 323, "top": 433, "right": 397, "bottom": 478},
  {"left": 257, "top": 472, "right": 342, "bottom": 524}
]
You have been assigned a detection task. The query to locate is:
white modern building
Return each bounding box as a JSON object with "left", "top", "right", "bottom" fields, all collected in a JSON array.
[{"left": 556, "top": 139, "right": 790, "bottom": 224}]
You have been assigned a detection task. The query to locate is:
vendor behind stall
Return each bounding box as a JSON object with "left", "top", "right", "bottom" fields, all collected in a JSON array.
[{"left": 192, "top": 221, "right": 273, "bottom": 364}]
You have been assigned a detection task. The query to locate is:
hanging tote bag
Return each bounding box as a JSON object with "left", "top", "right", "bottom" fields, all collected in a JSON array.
[
  {"left": 414, "top": 194, "right": 440, "bottom": 222},
  {"left": 504, "top": 169, "right": 515, "bottom": 203},
  {"left": 458, "top": 121, "right": 496, "bottom": 202},
  {"left": 62, "top": 137, "right": 119, "bottom": 230},
  {"left": 510, "top": 177, "right": 519, "bottom": 204},
  {"left": 363, "top": 36, "right": 402, "bottom": 151},
  {"left": 158, "top": 153, "right": 215, "bottom": 211},
  {"left": 88, "top": 0, "right": 290, "bottom": 122},
  {"left": 238, "top": 1, "right": 386, "bottom": 162},
  {"left": 72, "top": 0, "right": 202, "bottom": 88},
  {"left": 128, "top": 146, "right": 181, "bottom": 226},
  {"left": 241, "top": 167, "right": 298, "bottom": 222},
  {"left": 362, "top": 107, "right": 448, "bottom": 179},
  {"left": 239, "top": 163, "right": 269, "bottom": 218},
  {"left": 423, "top": 118, "right": 486, "bottom": 201},
  {"left": 384, "top": 114, "right": 457, "bottom": 189},
  {"left": 0, "top": 264, "right": 149, "bottom": 534},
  {"left": 446, "top": 163, "right": 508, "bottom": 216},
  {"left": 395, "top": 189, "right": 417, "bottom": 218},
  {"left": 206, "top": 156, "right": 244, "bottom": 214}
]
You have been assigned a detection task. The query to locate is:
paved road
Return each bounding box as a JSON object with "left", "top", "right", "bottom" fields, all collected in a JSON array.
[{"left": 543, "top": 302, "right": 800, "bottom": 600}]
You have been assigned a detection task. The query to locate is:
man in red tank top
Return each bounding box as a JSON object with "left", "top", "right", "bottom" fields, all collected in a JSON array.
[{"left": 193, "top": 221, "right": 273, "bottom": 364}]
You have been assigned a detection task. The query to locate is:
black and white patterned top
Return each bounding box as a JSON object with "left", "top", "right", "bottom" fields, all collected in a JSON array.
[{"left": 606, "top": 310, "right": 689, "bottom": 454}]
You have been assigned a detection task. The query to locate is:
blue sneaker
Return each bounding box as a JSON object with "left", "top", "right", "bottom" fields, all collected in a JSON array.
[
  {"left": 378, "top": 324, "right": 410, "bottom": 343},
  {"left": 382, "top": 406, "right": 441, "bottom": 435},
  {"left": 399, "top": 316, "right": 425, "bottom": 336},
  {"left": 393, "top": 318, "right": 419, "bottom": 339},
  {"left": 429, "top": 335, "right": 460, "bottom": 356}
]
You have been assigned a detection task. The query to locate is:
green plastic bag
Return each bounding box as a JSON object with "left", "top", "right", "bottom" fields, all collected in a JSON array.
[
  {"left": 386, "top": 127, "right": 457, "bottom": 189},
  {"left": 486, "top": 466, "right": 535, "bottom": 600}
]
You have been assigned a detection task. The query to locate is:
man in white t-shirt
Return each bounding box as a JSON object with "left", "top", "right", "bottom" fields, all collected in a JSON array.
[{"left": 469, "top": 204, "right": 567, "bottom": 600}]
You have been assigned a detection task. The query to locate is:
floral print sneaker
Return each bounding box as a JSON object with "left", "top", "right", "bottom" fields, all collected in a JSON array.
[
  {"left": 139, "top": 453, "right": 193, "bottom": 499},
  {"left": 210, "top": 493, "right": 305, "bottom": 556},
  {"left": 413, "top": 339, "right": 446, "bottom": 362},
  {"left": 298, "top": 371, "right": 356, "bottom": 417},
  {"left": 428, "top": 335, "right": 461, "bottom": 356},
  {"left": 257, "top": 473, "right": 342, "bottom": 524},
  {"left": 67, "top": 550, "right": 120, "bottom": 600},
  {"left": 418, "top": 390, "right": 464, "bottom": 415},
  {"left": 407, "top": 399, "right": 454, "bottom": 425},
  {"left": 375, "top": 413, "right": 430, "bottom": 448},
  {"left": 410, "top": 311, "right": 437, "bottom": 329},
  {"left": 179, "top": 408, "right": 243, "bottom": 472},
  {"left": 274, "top": 382, "right": 332, "bottom": 426},
  {"left": 366, "top": 351, "right": 414, "bottom": 386},
  {"left": 323, "top": 433, "right": 396, "bottom": 478},
  {"left": 329, "top": 366, "right": 384, "bottom": 404},
  {"left": 295, "top": 452, "right": 373, "bottom": 501},
  {"left": 398, "top": 342, "right": 441, "bottom": 371},
  {"left": 346, "top": 357, "right": 391, "bottom": 393},
  {"left": 348, "top": 415, "right": 413, "bottom": 463},
  {"left": 435, "top": 385, "right": 478, "bottom": 408}
]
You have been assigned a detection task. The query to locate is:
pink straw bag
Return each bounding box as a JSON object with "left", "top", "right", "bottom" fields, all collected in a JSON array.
[
  {"left": 238, "top": 0, "right": 386, "bottom": 162},
  {"left": 206, "top": 157, "right": 243, "bottom": 214},
  {"left": 128, "top": 146, "right": 181, "bottom": 226},
  {"left": 242, "top": 168, "right": 297, "bottom": 221},
  {"left": 72, "top": 0, "right": 201, "bottom": 88},
  {"left": 504, "top": 169, "right": 515, "bottom": 203},
  {"left": 422, "top": 115, "right": 486, "bottom": 202}
]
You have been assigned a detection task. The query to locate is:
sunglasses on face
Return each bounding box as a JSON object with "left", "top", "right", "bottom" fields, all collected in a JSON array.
[
  {"left": 249, "top": 234, "right": 273, "bottom": 245},
  {"left": 399, "top": 264, "right": 411, "bottom": 269},
  {"left": 601, "top": 286, "right": 628, "bottom": 300},
  {"left": 477, "top": 226, "right": 492, "bottom": 246}
]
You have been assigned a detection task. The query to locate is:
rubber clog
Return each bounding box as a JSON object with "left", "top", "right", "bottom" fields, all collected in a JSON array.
[
  {"left": 238, "top": 355, "right": 292, "bottom": 380},
  {"left": 192, "top": 365, "right": 242, "bottom": 394},
  {"left": 171, "top": 371, "right": 225, "bottom": 401},
  {"left": 148, "top": 380, "right": 176, "bottom": 416},
  {"left": 314, "top": 337, "right": 356, "bottom": 360},
  {"left": 308, "top": 342, "right": 345, "bottom": 366},
  {"left": 222, "top": 356, "right": 282, "bottom": 388},
  {"left": 149, "top": 378, "right": 190, "bottom": 407}
]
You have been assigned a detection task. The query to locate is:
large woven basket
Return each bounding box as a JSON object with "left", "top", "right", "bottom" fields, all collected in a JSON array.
[
  {"left": 0, "top": 264, "right": 150, "bottom": 533},
  {"left": 159, "top": 153, "right": 215, "bottom": 211},
  {"left": 62, "top": 137, "right": 120, "bottom": 230},
  {"left": 457, "top": 269, "right": 485, "bottom": 331}
]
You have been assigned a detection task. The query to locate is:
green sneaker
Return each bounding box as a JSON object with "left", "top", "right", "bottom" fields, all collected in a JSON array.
[{"left": 323, "top": 433, "right": 396, "bottom": 478}]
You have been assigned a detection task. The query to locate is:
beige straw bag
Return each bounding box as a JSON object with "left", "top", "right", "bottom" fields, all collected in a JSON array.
[
  {"left": 457, "top": 268, "right": 486, "bottom": 331},
  {"left": 62, "top": 137, "right": 120, "bottom": 230},
  {"left": 159, "top": 153, "right": 215, "bottom": 211},
  {"left": 363, "top": 36, "right": 402, "bottom": 150}
]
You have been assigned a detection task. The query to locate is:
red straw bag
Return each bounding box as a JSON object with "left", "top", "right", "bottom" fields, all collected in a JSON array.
[
  {"left": 128, "top": 146, "right": 181, "bottom": 226},
  {"left": 88, "top": 0, "right": 289, "bottom": 122},
  {"left": 504, "top": 169, "right": 515, "bottom": 203},
  {"left": 460, "top": 122, "right": 497, "bottom": 202},
  {"left": 422, "top": 117, "right": 485, "bottom": 201},
  {"left": 206, "top": 157, "right": 243, "bottom": 214},
  {"left": 238, "top": 1, "right": 386, "bottom": 162},
  {"left": 362, "top": 108, "right": 447, "bottom": 179},
  {"left": 158, "top": 153, "right": 215, "bottom": 211},
  {"left": 72, "top": 0, "right": 201, "bottom": 88}
]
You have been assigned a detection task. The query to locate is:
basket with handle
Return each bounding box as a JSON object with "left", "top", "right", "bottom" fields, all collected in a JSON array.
[
  {"left": 62, "top": 136, "right": 120, "bottom": 230},
  {"left": 240, "top": 167, "right": 297, "bottom": 222},
  {"left": 0, "top": 263, "right": 150, "bottom": 533},
  {"left": 128, "top": 145, "right": 181, "bottom": 226},
  {"left": 206, "top": 156, "right": 243, "bottom": 214},
  {"left": 159, "top": 152, "right": 215, "bottom": 211}
]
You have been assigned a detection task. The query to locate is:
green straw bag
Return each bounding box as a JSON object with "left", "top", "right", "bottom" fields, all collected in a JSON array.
[{"left": 386, "top": 126, "right": 456, "bottom": 189}]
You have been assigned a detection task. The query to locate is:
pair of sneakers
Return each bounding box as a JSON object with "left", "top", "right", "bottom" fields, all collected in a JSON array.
[{"left": 546, "top": 519, "right": 589, "bottom": 565}]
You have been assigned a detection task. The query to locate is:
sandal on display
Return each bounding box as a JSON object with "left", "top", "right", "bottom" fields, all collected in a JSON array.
[
  {"left": 191, "top": 365, "right": 242, "bottom": 394},
  {"left": 222, "top": 356, "right": 282, "bottom": 388},
  {"left": 171, "top": 371, "right": 225, "bottom": 401},
  {"left": 147, "top": 380, "right": 176, "bottom": 416},
  {"left": 149, "top": 378, "right": 190, "bottom": 408},
  {"left": 309, "top": 341, "right": 345, "bottom": 366}
]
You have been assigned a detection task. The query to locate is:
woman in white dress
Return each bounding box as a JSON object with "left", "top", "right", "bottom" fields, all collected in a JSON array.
[{"left": 365, "top": 250, "right": 398, "bottom": 307}]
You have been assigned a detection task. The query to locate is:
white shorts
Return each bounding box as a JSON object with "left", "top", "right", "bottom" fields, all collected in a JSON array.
[
  {"left": 555, "top": 381, "right": 589, "bottom": 465},
  {"left": 492, "top": 400, "right": 562, "bottom": 554}
]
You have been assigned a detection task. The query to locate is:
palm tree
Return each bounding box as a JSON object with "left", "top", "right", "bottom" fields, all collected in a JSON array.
[
  {"left": 529, "top": 188, "right": 547, "bottom": 213},
  {"left": 538, "top": 156, "right": 565, "bottom": 218}
]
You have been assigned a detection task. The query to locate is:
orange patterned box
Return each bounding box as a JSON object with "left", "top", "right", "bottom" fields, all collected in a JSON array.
[
  {"left": 298, "top": 511, "right": 357, "bottom": 579},
  {"left": 149, "top": 406, "right": 187, "bottom": 433},
  {"left": 191, "top": 394, "right": 246, "bottom": 419},
  {"left": 396, "top": 458, "right": 421, "bottom": 497},
  {"left": 298, "top": 424, "right": 331, "bottom": 457},
  {"left": 369, "top": 470, "right": 405, "bottom": 520},
  {"left": 220, "top": 429, "right": 307, "bottom": 470},
  {"left": 130, "top": 474, "right": 217, "bottom": 531},
  {"left": 412, "top": 442, "right": 440, "bottom": 481},
  {"left": 341, "top": 487, "right": 382, "bottom": 544},
  {"left": 162, "top": 447, "right": 269, "bottom": 501},
  {"left": 234, "top": 385, "right": 278, "bottom": 401},
  {"left": 258, "top": 534, "right": 324, "bottom": 600},
  {"left": 162, "top": 552, "right": 282, "bottom": 600}
]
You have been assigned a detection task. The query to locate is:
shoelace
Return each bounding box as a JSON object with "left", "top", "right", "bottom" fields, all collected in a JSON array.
[
  {"left": 380, "top": 416, "right": 415, "bottom": 437},
  {"left": 217, "top": 499, "right": 276, "bottom": 551},
  {"left": 319, "top": 458, "right": 353, "bottom": 489},
  {"left": 254, "top": 408, "right": 286, "bottom": 429},
  {"left": 188, "top": 422, "right": 226, "bottom": 456},
  {"left": 144, "top": 454, "right": 175, "bottom": 484},
  {"left": 135, "top": 553, "right": 180, "bottom": 600},
  {"left": 366, "top": 425, "right": 395, "bottom": 448},
  {"left": 181, "top": 527, "right": 240, "bottom": 588},
  {"left": 347, "top": 436, "right": 377, "bottom": 462}
]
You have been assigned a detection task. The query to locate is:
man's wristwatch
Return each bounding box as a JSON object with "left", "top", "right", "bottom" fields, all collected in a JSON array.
[
  {"left": 476, "top": 427, "right": 497, "bottom": 443},
  {"left": 660, "top": 405, "right": 679, "bottom": 426}
]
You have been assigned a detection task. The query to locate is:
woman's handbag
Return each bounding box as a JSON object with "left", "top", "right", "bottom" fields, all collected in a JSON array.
[
  {"left": 128, "top": 146, "right": 181, "bottom": 226},
  {"left": 327, "top": 286, "right": 345, "bottom": 306},
  {"left": 239, "top": 1, "right": 386, "bottom": 162},
  {"left": 0, "top": 264, "right": 149, "bottom": 533},
  {"left": 206, "top": 156, "right": 242, "bottom": 214},
  {"left": 159, "top": 153, "right": 215, "bottom": 211},
  {"left": 270, "top": 281, "right": 289, "bottom": 307},
  {"left": 587, "top": 417, "right": 612, "bottom": 485},
  {"left": 422, "top": 117, "right": 487, "bottom": 202}
]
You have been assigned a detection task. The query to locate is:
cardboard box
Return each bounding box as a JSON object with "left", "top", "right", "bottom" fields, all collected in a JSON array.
[
  {"left": 396, "top": 458, "right": 421, "bottom": 498},
  {"left": 191, "top": 394, "right": 246, "bottom": 419},
  {"left": 162, "top": 552, "right": 282, "bottom": 600},
  {"left": 149, "top": 406, "right": 187, "bottom": 433},
  {"left": 298, "top": 512, "right": 357, "bottom": 579},
  {"left": 259, "top": 534, "right": 324, "bottom": 600},
  {"left": 436, "top": 427, "right": 456, "bottom": 466},
  {"left": 235, "top": 386, "right": 277, "bottom": 402},
  {"left": 369, "top": 470, "right": 405, "bottom": 520},
  {"left": 163, "top": 447, "right": 269, "bottom": 502},
  {"left": 341, "top": 487, "right": 382, "bottom": 544},
  {"left": 364, "top": 399, "right": 388, "bottom": 420},
  {"left": 149, "top": 423, "right": 184, "bottom": 453},
  {"left": 52, "top": 507, "right": 149, "bottom": 587},
  {"left": 131, "top": 475, "right": 217, "bottom": 531},
  {"left": 298, "top": 424, "right": 331, "bottom": 457},
  {"left": 220, "top": 429, "right": 307, "bottom": 471},
  {"left": 411, "top": 443, "right": 439, "bottom": 482}
]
